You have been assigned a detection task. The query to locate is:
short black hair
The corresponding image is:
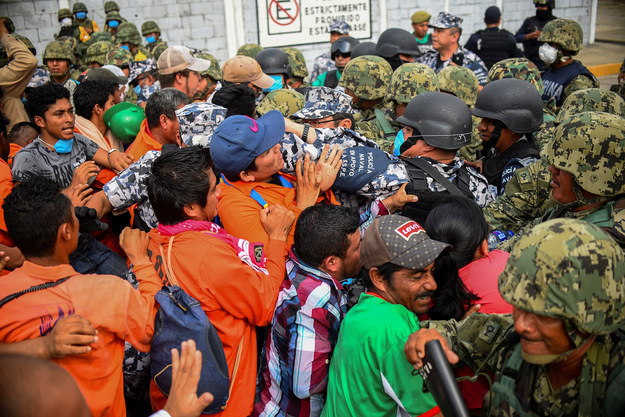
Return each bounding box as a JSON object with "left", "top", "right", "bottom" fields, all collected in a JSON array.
[
  {"left": 294, "top": 204, "right": 360, "bottom": 268},
  {"left": 73, "top": 80, "right": 116, "bottom": 119},
  {"left": 148, "top": 146, "right": 219, "bottom": 225},
  {"left": 332, "top": 112, "right": 355, "bottom": 127},
  {"left": 362, "top": 261, "right": 402, "bottom": 289},
  {"left": 212, "top": 84, "right": 256, "bottom": 118},
  {"left": 3, "top": 176, "right": 74, "bottom": 258},
  {"left": 25, "top": 83, "right": 70, "bottom": 121},
  {"left": 144, "top": 88, "right": 189, "bottom": 129},
  {"left": 8, "top": 121, "right": 38, "bottom": 147},
  {"left": 0, "top": 114, "right": 9, "bottom": 140}
]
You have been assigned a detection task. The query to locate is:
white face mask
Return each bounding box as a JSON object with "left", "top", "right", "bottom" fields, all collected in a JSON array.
[
  {"left": 61, "top": 17, "right": 72, "bottom": 27},
  {"left": 539, "top": 43, "right": 559, "bottom": 65}
]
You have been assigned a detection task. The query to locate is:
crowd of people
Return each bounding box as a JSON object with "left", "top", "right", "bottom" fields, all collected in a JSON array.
[{"left": 0, "top": 0, "right": 625, "bottom": 416}]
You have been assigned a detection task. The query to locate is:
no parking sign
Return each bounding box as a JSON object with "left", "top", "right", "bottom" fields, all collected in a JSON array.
[{"left": 257, "top": 0, "right": 372, "bottom": 47}]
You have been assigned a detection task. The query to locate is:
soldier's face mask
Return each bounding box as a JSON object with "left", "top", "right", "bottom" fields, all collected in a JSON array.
[
  {"left": 145, "top": 35, "right": 156, "bottom": 44},
  {"left": 108, "top": 20, "right": 119, "bottom": 28},
  {"left": 262, "top": 75, "right": 283, "bottom": 93},
  {"left": 539, "top": 43, "right": 559, "bottom": 65},
  {"left": 61, "top": 17, "right": 72, "bottom": 27},
  {"left": 120, "top": 44, "right": 130, "bottom": 51},
  {"left": 75, "top": 12, "right": 86, "bottom": 20},
  {"left": 535, "top": 7, "right": 552, "bottom": 20}
]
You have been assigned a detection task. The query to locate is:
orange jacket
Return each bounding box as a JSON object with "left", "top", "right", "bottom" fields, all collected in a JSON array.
[
  {"left": 0, "top": 262, "right": 161, "bottom": 417},
  {"left": 8, "top": 143, "right": 21, "bottom": 168},
  {"left": 217, "top": 173, "right": 337, "bottom": 247},
  {"left": 147, "top": 228, "right": 288, "bottom": 417},
  {"left": 125, "top": 119, "right": 162, "bottom": 161}
]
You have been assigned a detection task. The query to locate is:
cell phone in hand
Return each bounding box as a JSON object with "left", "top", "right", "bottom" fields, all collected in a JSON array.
[
  {"left": 451, "top": 52, "right": 464, "bottom": 66},
  {"left": 418, "top": 339, "right": 470, "bottom": 417}
]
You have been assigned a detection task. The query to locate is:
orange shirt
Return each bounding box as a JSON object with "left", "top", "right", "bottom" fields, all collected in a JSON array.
[
  {"left": 7, "top": 142, "right": 21, "bottom": 168},
  {"left": 125, "top": 119, "right": 163, "bottom": 161},
  {"left": 147, "top": 229, "right": 288, "bottom": 417},
  {"left": 0, "top": 261, "right": 161, "bottom": 417},
  {"left": 0, "top": 158, "right": 13, "bottom": 246}
]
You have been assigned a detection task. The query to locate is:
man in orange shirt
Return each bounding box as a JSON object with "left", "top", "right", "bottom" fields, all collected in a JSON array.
[
  {"left": 145, "top": 146, "right": 295, "bottom": 417},
  {"left": 0, "top": 176, "right": 162, "bottom": 417},
  {"left": 210, "top": 110, "right": 342, "bottom": 247},
  {"left": 7, "top": 121, "right": 37, "bottom": 168},
  {"left": 125, "top": 88, "right": 189, "bottom": 160},
  {"left": 0, "top": 114, "right": 22, "bottom": 270}
]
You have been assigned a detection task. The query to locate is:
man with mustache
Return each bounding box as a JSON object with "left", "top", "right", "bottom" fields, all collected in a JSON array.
[{"left": 322, "top": 215, "right": 448, "bottom": 417}]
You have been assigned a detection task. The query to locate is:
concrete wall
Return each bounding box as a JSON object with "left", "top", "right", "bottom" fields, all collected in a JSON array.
[{"left": 3, "top": 0, "right": 594, "bottom": 71}]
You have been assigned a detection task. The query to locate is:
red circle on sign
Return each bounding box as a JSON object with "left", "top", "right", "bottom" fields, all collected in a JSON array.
[{"left": 269, "top": 0, "right": 299, "bottom": 26}]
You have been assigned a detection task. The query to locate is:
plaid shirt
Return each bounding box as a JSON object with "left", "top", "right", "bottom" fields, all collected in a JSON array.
[
  {"left": 417, "top": 46, "right": 488, "bottom": 86},
  {"left": 254, "top": 249, "right": 348, "bottom": 417}
]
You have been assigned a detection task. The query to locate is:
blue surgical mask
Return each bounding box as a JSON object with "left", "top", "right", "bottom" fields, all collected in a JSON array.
[
  {"left": 133, "top": 84, "right": 142, "bottom": 95},
  {"left": 54, "top": 138, "right": 74, "bottom": 154},
  {"left": 145, "top": 35, "right": 156, "bottom": 44},
  {"left": 108, "top": 20, "right": 119, "bottom": 28},
  {"left": 262, "top": 75, "right": 283, "bottom": 93},
  {"left": 120, "top": 45, "right": 130, "bottom": 51},
  {"left": 21, "top": 97, "right": 27, "bottom": 105},
  {"left": 392, "top": 129, "right": 404, "bottom": 156},
  {"left": 75, "top": 12, "right": 86, "bottom": 20}
]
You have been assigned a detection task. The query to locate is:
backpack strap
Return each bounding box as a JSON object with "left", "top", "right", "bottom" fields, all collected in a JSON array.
[
  {"left": 0, "top": 276, "right": 72, "bottom": 309},
  {"left": 374, "top": 108, "right": 397, "bottom": 138},
  {"left": 158, "top": 234, "right": 244, "bottom": 411},
  {"left": 402, "top": 157, "right": 466, "bottom": 197}
]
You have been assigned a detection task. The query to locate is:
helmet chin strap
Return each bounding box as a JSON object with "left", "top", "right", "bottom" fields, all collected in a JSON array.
[
  {"left": 481, "top": 120, "right": 505, "bottom": 154},
  {"left": 559, "top": 177, "right": 610, "bottom": 209}
]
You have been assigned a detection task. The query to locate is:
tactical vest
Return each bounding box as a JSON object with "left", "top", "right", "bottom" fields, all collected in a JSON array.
[
  {"left": 542, "top": 61, "right": 595, "bottom": 106},
  {"left": 521, "top": 15, "right": 556, "bottom": 69},
  {"left": 478, "top": 29, "right": 513, "bottom": 69},
  {"left": 483, "top": 140, "right": 539, "bottom": 190},
  {"left": 323, "top": 69, "right": 340, "bottom": 89}
]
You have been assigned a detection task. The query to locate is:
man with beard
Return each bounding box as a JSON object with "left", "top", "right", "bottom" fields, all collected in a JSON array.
[{"left": 515, "top": 0, "right": 558, "bottom": 71}]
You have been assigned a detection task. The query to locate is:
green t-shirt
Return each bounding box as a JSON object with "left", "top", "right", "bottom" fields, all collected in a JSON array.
[
  {"left": 311, "top": 69, "right": 342, "bottom": 87},
  {"left": 321, "top": 293, "right": 438, "bottom": 417}
]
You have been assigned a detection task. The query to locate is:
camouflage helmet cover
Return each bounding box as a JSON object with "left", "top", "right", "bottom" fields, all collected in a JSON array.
[
  {"left": 90, "top": 31, "right": 113, "bottom": 44},
  {"left": 44, "top": 40, "right": 75, "bottom": 65},
  {"left": 105, "top": 11, "right": 122, "bottom": 23},
  {"left": 117, "top": 26, "right": 141, "bottom": 45},
  {"left": 0, "top": 17, "right": 14, "bottom": 33},
  {"left": 195, "top": 53, "right": 222, "bottom": 81},
  {"left": 57, "top": 8, "right": 73, "bottom": 21},
  {"left": 282, "top": 47, "right": 309, "bottom": 79},
  {"left": 538, "top": 18, "right": 583, "bottom": 54},
  {"left": 236, "top": 43, "right": 263, "bottom": 58},
  {"left": 104, "top": 1, "right": 120, "bottom": 14},
  {"left": 437, "top": 65, "right": 478, "bottom": 108},
  {"left": 556, "top": 88, "right": 625, "bottom": 124},
  {"left": 291, "top": 86, "right": 356, "bottom": 120},
  {"left": 385, "top": 63, "right": 438, "bottom": 104},
  {"left": 86, "top": 41, "right": 114, "bottom": 65},
  {"left": 106, "top": 46, "right": 133, "bottom": 67},
  {"left": 487, "top": 57, "right": 544, "bottom": 95},
  {"left": 499, "top": 218, "right": 625, "bottom": 335},
  {"left": 141, "top": 20, "right": 160, "bottom": 36},
  {"left": 72, "top": 2, "right": 88, "bottom": 13},
  {"left": 58, "top": 35, "right": 78, "bottom": 51},
  {"left": 256, "top": 89, "right": 305, "bottom": 117},
  {"left": 339, "top": 55, "right": 393, "bottom": 101},
  {"left": 548, "top": 111, "right": 625, "bottom": 196}
]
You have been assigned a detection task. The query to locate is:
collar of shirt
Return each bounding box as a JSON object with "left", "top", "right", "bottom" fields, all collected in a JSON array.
[{"left": 287, "top": 248, "right": 344, "bottom": 292}]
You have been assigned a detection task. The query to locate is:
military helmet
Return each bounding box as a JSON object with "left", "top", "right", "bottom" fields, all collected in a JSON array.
[
  {"left": 58, "top": 35, "right": 78, "bottom": 52},
  {"left": 152, "top": 42, "right": 168, "bottom": 61},
  {"left": 282, "top": 47, "right": 308, "bottom": 79},
  {"left": 237, "top": 43, "right": 263, "bottom": 58},
  {"left": 117, "top": 21, "right": 138, "bottom": 33},
  {"left": 397, "top": 92, "right": 472, "bottom": 150},
  {"left": 195, "top": 53, "right": 222, "bottom": 81},
  {"left": 534, "top": 0, "right": 555, "bottom": 8},
  {"left": 437, "top": 65, "right": 479, "bottom": 108},
  {"left": 339, "top": 55, "right": 393, "bottom": 101},
  {"left": 556, "top": 88, "right": 625, "bottom": 124},
  {"left": 548, "top": 111, "right": 625, "bottom": 196},
  {"left": 256, "top": 89, "right": 305, "bottom": 117},
  {"left": 13, "top": 34, "right": 36, "bottom": 56},
  {"left": 117, "top": 26, "right": 141, "bottom": 45},
  {"left": 499, "top": 218, "right": 625, "bottom": 335},
  {"left": 44, "top": 40, "right": 75, "bottom": 65},
  {"left": 255, "top": 48, "right": 290, "bottom": 75},
  {"left": 0, "top": 17, "right": 14, "bottom": 33},
  {"left": 331, "top": 36, "right": 359, "bottom": 58},
  {"left": 106, "top": 46, "right": 133, "bottom": 68},
  {"left": 351, "top": 42, "right": 377, "bottom": 59},
  {"left": 105, "top": 11, "right": 122, "bottom": 24},
  {"left": 90, "top": 31, "right": 113, "bottom": 44},
  {"left": 385, "top": 63, "right": 438, "bottom": 105},
  {"left": 472, "top": 78, "right": 543, "bottom": 133},
  {"left": 86, "top": 41, "right": 114, "bottom": 65},
  {"left": 141, "top": 20, "right": 160, "bottom": 36},
  {"left": 487, "top": 57, "right": 544, "bottom": 95},
  {"left": 57, "top": 8, "right": 73, "bottom": 21},
  {"left": 104, "top": 1, "right": 120, "bottom": 14},
  {"left": 72, "top": 2, "right": 88, "bottom": 13},
  {"left": 538, "top": 18, "right": 583, "bottom": 54},
  {"left": 375, "top": 28, "right": 420, "bottom": 58}
]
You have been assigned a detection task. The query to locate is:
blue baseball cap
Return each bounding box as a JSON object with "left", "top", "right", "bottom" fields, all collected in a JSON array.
[{"left": 210, "top": 110, "right": 285, "bottom": 177}]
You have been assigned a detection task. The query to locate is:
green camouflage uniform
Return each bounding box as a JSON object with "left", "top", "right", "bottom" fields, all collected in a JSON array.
[
  {"left": 282, "top": 47, "right": 308, "bottom": 88},
  {"left": 339, "top": 55, "right": 394, "bottom": 151},
  {"left": 237, "top": 43, "right": 263, "bottom": 58},
  {"left": 423, "top": 218, "right": 625, "bottom": 417},
  {"left": 256, "top": 89, "right": 305, "bottom": 117},
  {"left": 142, "top": 21, "right": 167, "bottom": 57},
  {"left": 193, "top": 53, "right": 222, "bottom": 102},
  {"left": 85, "top": 41, "right": 114, "bottom": 66}
]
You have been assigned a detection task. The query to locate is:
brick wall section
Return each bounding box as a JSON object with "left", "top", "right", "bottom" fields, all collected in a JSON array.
[{"left": 5, "top": 0, "right": 593, "bottom": 72}]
